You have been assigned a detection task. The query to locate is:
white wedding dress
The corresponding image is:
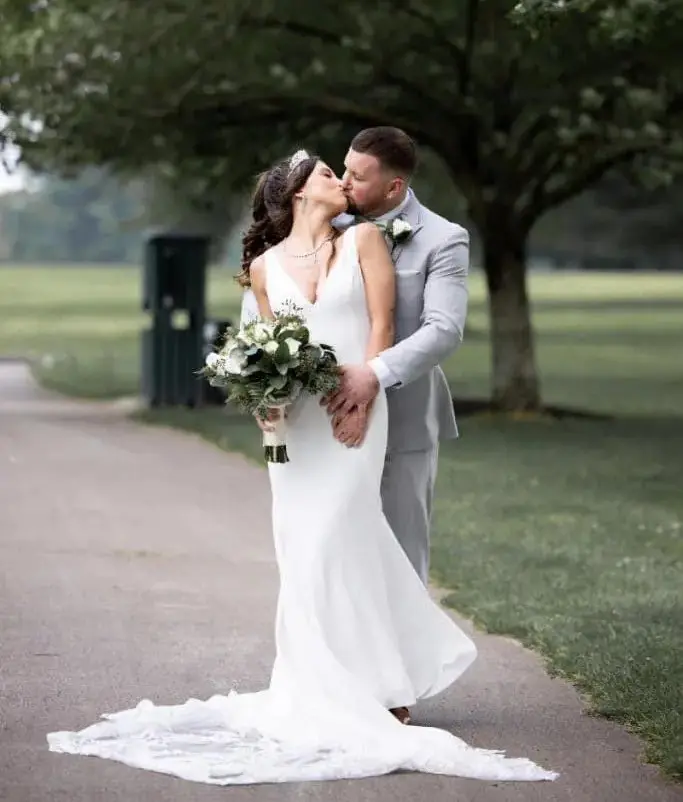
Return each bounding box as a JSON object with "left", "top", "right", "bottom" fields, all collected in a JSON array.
[{"left": 48, "top": 228, "right": 558, "bottom": 784}]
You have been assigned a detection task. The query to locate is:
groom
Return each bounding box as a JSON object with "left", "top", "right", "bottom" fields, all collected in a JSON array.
[
  {"left": 324, "top": 126, "right": 469, "bottom": 585},
  {"left": 239, "top": 127, "right": 469, "bottom": 585}
]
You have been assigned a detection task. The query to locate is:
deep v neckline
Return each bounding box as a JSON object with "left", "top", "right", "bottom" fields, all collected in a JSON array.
[{"left": 271, "top": 232, "right": 347, "bottom": 308}]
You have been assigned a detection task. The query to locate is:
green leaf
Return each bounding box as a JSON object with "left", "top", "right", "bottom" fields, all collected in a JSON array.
[{"left": 273, "top": 341, "right": 292, "bottom": 364}]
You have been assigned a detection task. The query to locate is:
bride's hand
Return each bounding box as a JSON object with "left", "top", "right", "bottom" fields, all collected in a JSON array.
[
  {"left": 254, "top": 407, "right": 282, "bottom": 433},
  {"left": 332, "top": 403, "right": 371, "bottom": 448}
]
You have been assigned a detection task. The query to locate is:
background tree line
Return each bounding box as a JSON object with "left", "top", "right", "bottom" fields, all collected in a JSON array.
[{"left": 1, "top": 165, "right": 681, "bottom": 270}]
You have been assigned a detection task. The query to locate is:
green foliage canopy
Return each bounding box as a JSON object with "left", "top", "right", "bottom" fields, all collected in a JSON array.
[{"left": 2, "top": 0, "right": 681, "bottom": 409}]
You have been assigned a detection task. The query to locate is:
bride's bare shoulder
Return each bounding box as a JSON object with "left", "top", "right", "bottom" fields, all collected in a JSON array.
[
  {"left": 249, "top": 253, "right": 267, "bottom": 288},
  {"left": 354, "top": 221, "right": 382, "bottom": 244}
]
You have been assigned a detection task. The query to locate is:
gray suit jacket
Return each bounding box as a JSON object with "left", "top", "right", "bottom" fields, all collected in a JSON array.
[
  {"left": 364, "top": 193, "right": 468, "bottom": 452},
  {"left": 240, "top": 193, "right": 469, "bottom": 453}
]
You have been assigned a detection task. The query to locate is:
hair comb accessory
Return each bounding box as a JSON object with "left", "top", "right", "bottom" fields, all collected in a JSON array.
[{"left": 289, "top": 149, "right": 310, "bottom": 173}]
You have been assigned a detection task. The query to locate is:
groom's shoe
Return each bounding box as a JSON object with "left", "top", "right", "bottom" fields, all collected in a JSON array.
[{"left": 389, "top": 707, "right": 412, "bottom": 725}]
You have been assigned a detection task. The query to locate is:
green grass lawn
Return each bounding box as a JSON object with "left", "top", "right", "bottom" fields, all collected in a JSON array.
[{"left": 1, "top": 265, "right": 682, "bottom": 778}]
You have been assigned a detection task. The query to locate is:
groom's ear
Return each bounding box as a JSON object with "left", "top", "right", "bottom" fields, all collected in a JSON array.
[{"left": 386, "top": 176, "right": 406, "bottom": 201}]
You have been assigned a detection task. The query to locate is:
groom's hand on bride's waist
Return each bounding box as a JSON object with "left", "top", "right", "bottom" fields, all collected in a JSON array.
[{"left": 322, "top": 364, "right": 379, "bottom": 416}]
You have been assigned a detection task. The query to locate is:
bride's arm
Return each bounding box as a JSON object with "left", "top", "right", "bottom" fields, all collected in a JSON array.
[
  {"left": 248, "top": 255, "right": 274, "bottom": 319},
  {"left": 356, "top": 223, "right": 396, "bottom": 360},
  {"left": 329, "top": 224, "right": 394, "bottom": 447},
  {"left": 247, "top": 256, "right": 278, "bottom": 431}
]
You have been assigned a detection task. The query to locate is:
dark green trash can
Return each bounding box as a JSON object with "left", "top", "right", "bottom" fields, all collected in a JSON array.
[{"left": 141, "top": 234, "right": 209, "bottom": 408}]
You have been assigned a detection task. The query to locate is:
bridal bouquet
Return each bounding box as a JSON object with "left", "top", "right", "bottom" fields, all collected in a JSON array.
[{"left": 201, "top": 304, "right": 340, "bottom": 463}]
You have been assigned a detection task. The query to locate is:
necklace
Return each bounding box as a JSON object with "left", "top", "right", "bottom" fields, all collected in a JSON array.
[{"left": 283, "top": 233, "right": 333, "bottom": 265}]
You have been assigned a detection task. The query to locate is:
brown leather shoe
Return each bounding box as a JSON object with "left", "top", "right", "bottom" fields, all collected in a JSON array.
[{"left": 389, "top": 706, "right": 412, "bottom": 724}]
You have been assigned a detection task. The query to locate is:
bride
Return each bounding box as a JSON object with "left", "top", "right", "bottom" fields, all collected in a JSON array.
[{"left": 47, "top": 151, "right": 558, "bottom": 785}]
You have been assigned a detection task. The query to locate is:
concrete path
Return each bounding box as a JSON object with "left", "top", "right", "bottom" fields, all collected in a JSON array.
[{"left": 0, "top": 361, "right": 680, "bottom": 802}]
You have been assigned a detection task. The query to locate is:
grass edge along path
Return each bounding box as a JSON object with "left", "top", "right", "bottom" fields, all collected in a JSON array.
[{"left": 135, "top": 407, "right": 683, "bottom": 783}]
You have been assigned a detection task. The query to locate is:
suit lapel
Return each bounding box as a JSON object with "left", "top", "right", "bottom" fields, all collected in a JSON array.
[{"left": 392, "top": 192, "right": 424, "bottom": 268}]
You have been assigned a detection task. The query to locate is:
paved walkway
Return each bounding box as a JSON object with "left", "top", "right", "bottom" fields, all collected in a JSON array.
[{"left": 0, "top": 361, "right": 680, "bottom": 802}]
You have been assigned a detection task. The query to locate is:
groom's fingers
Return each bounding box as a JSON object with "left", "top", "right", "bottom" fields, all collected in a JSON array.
[
  {"left": 327, "top": 394, "right": 354, "bottom": 416},
  {"left": 320, "top": 392, "right": 340, "bottom": 412},
  {"left": 322, "top": 391, "right": 340, "bottom": 411}
]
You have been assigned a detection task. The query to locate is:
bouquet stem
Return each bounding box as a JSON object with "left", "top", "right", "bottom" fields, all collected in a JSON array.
[
  {"left": 263, "top": 406, "right": 289, "bottom": 464},
  {"left": 264, "top": 444, "right": 289, "bottom": 463}
]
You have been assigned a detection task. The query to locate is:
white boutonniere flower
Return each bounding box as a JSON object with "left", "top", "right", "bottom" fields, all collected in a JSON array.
[
  {"left": 379, "top": 217, "right": 413, "bottom": 245},
  {"left": 389, "top": 218, "right": 412, "bottom": 242}
]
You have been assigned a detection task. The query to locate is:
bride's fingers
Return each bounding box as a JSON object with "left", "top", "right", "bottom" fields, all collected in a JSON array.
[
  {"left": 254, "top": 415, "right": 276, "bottom": 433},
  {"left": 333, "top": 419, "right": 366, "bottom": 448},
  {"left": 332, "top": 411, "right": 348, "bottom": 429},
  {"left": 332, "top": 421, "right": 349, "bottom": 444},
  {"left": 320, "top": 392, "right": 339, "bottom": 410},
  {"left": 350, "top": 428, "right": 366, "bottom": 448}
]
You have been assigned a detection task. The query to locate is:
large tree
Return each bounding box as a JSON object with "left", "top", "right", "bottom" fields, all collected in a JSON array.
[{"left": 2, "top": 0, "right": 682, "bottom": 409}]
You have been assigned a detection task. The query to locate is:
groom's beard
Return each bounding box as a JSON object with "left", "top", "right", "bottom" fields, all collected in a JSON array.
[
  {"left": 344, "top": 195, "right": 383, "bottom": 220},
  {"left": 344, "top": 195, "right": 361, "bottom": 217}
]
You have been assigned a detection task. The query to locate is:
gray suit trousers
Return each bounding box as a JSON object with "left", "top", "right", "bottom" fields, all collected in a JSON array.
[{"left": 380, "top": 447, "right": 439, "bottom": 586}]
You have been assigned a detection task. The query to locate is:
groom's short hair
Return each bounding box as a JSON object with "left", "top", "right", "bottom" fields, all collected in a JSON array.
[{"left": 350, "top": 127, "right": 417, "bottom": 179}]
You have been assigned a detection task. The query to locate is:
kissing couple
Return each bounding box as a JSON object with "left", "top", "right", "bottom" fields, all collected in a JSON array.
[{"left": 48, "top": 127, "right": 558, "bottom": 786}]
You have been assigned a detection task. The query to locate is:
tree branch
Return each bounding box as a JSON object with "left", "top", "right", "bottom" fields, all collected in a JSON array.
[
  {"left": 402, "top": 1, "right": 465, "bottom": 66},
  {"left": 237, "top": 14, "right": 462, "bottom": 128},
  {"left": 508, "top": 76, "right": 651, "bottom": 193},
  {"left": 522, "top": 142, "right": 658, "bottom": 225},
  {"left": 460, "top": 0, "right": 480, "bottom": 97}
]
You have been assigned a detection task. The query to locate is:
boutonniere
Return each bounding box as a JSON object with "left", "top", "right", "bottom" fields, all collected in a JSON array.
[{"left": 381, "top": 218, "right": 413, "bottom": 245}]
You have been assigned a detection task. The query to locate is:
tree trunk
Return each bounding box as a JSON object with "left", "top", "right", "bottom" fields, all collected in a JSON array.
[{"left": 482, "top": 233, "right": 541, "bottom": 412}]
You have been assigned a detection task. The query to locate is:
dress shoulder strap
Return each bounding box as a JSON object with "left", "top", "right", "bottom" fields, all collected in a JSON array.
[{"left": 341, "top": 224, "right": 359, "bottom": 265}]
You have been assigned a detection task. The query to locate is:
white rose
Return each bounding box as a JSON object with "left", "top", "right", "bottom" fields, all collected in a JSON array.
[
  {"left": 285, "top": 338, "right": 301, "bottom": 357},
  {"left": 224, "top": 347, "right": 247, "bottom": 375},
  {"left": 252, "top": 322, "right": 274, "bottom": 343},
  {"left": 205, "top": 352, "right": 220, "bottom": 368},
  {"left": 264, "top": 340, "right": 279, "bottom": 355}
]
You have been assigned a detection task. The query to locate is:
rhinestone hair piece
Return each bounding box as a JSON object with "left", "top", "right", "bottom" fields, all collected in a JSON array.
[{"left": 289, "top": 149, "right": 310, "bottom": 173}]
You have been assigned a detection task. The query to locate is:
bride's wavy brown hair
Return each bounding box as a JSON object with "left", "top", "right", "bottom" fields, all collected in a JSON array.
[{"left": 237, "top": 154, "right": 320, "bottom": 288}]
